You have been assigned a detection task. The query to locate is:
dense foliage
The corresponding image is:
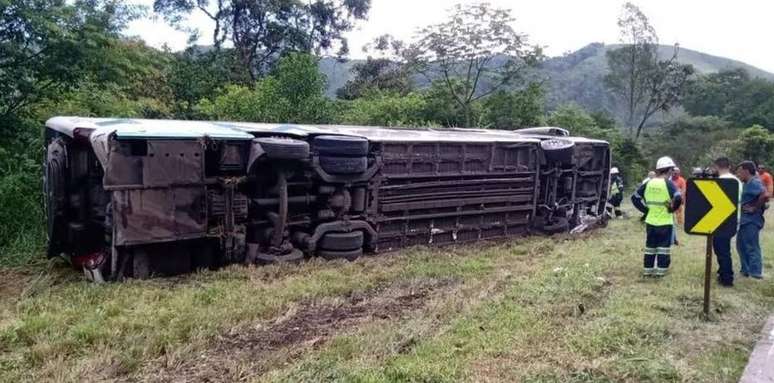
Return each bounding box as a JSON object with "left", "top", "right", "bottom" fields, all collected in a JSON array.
[
  {"left": 684, "top": 68, "right": 774, "bottom": 129},
  {"left": 153, "top": 0, "right": 370, "bottom": 80}
]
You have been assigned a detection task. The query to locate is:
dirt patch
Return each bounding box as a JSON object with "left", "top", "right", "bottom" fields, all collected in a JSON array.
[
  {"left": 134, "top": 278, "right": 457, "bottom": 383},
  {"left": 0, "top": 269, "right": 35, "bottom": 302}
]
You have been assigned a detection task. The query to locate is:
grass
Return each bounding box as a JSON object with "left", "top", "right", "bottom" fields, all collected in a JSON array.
[{"left": 1, "top": 210, "right": 773, "bottom": 382}]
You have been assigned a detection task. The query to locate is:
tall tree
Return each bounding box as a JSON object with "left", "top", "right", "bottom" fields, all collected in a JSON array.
[
  {"left": 153, "top": 0, "right": 371, "bottom": 80},
  {"left": 404, "top": 3, "right": 542, "bottom": 127},
  {"left": 604, "top": 2, "right": 693, "bottom": 139},
  {"left": 336, "top": 57, "right": 411, "bottom": 100},
  {"left": 683, "top": 68, "right": 750, "bottom": 117},
  {"left": 683, "top": 69, "right": 774, "bottom": 130},
  {"left": 0, "top": 0, "right": 141, "bottom": 121}
]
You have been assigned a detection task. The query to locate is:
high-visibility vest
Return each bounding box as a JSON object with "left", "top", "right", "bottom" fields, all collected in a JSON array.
[{"left": 644, "top": 178, "right": 673, "bottom": 226}]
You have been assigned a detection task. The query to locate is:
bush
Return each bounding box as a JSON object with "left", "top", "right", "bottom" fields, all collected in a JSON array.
[
  {"left": 730, "top": 124, "right": 774, "bottom": 166},
  {"left": 196, "top": 53, "right": 333, "bottom": 123},
  {"left": 641, "top": 115, "right": 737, "bottom": 170},
  {"left": 419, "top": 81, "right": 472, "bottom": 127},
  {"left": 0, "top": 171, "right": 46, "bottom": 266},
  {"left": 481, "top": 84, "right": 544, "bottom": 129},
  {"left": 0, "top": 118, "right": 46, "bottom": 266},
  {"left": 546, "top": 104, "right": 616, "bottom": 140},
  {"left": 336, "top": 91, "right": 429, "bottom": 126}
]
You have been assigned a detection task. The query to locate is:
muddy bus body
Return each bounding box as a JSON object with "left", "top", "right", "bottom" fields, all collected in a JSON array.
[{"left": 43, "top": 117, "right": 611, "bottom": 280}]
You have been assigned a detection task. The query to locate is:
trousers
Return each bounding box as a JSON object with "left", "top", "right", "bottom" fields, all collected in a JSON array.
[{"left": 737, "top": 223, "right": 763, "bottom": 278}]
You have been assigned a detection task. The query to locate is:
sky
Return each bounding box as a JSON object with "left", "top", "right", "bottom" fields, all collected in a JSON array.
[{"left": 126, "top": 0, "right": 774, "bottom": 73}]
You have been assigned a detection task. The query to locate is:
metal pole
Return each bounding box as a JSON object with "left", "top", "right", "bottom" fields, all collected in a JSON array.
[{"left": 703, "top": 235, "right": 713, "bottom": 316}]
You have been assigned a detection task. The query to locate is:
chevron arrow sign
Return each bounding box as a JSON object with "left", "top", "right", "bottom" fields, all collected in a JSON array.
[{"left": 685, "top": 178, "right": 740, "bottom": 237}]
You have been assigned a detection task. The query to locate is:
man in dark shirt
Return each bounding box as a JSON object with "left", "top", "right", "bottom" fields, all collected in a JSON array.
[
  {"left": 712, "top": 157, "right": 742, "bottom": 286},
  {"left": 736, "top": 161, "right": 767, "bottom": 279}
]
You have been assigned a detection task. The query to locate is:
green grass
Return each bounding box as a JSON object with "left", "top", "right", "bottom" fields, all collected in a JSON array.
[
  {"left": 1, "top": 211, "right": 773, "bottom": 382},
  {"left": 0, "top": 170, "right": 46, "bottom": 268}
]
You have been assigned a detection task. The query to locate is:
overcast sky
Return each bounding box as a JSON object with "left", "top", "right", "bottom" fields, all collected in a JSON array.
[{"left": 126, "top": 0, "right": 774, "bottom": 73}]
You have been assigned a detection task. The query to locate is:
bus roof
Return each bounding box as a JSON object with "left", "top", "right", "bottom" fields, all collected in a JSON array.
[{"left": 45, "top": 116, "right": 606, "bottom": 144}]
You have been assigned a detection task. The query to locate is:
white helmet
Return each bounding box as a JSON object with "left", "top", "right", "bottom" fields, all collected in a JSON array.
[
  {"left": 610, "top": 167, "right": 620, "bottom": 174},
  {"left": 656, "top": 156, "right": 676, "bottom": 170}
]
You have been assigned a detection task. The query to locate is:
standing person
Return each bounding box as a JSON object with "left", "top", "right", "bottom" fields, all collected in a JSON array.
[
  {"left": 608, "top": 167, "right": 625, "bottom": 218},
  {"left": 736, "top": 161, "right": 768, "bottom": 279},
  {"left": 671, "top": 168, "right": 687, "bottom": 225},
  {"left": 640, "top": 171, "right": 656, "bottom": 222},
  {"left": 712, "top": 157, "right": 742, "bottom": 287},
  {"left": 758, "top": 164, "right": 773, "bottom": 198},
  {"left": 670, "top": 167, "right": 687, "bottom": 246},
  {"left": 631, "top": 157, "right": 683, "bottom": 277}
]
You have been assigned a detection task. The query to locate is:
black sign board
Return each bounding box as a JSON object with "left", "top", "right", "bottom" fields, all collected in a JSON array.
[{"left": 685, "top": 178, "right": 739, "bottom": 237}]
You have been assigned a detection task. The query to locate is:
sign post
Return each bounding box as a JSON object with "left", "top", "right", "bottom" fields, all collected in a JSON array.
[
  {"left": 703, "top": 236, "right": 712, "bottom": 315},
  {"left": 684, "top": 178, "right": 739, "bottom": 317}
]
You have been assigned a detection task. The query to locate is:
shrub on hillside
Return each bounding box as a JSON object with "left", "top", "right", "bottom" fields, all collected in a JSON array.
[
  {"left": 730, "top": 124, "right": 774, "bottom": 166},
  {"left": 336, "top": 91, "right": 429, "bottom": 126},
  {"left": 481, "top": 84, "right": 544, "bottom": 130},
  {"left": 641, "top": 115, "right": 737, "bottom": 169},
  {"left": 196, "top": 53, "right": 333, "bottom": 123}
]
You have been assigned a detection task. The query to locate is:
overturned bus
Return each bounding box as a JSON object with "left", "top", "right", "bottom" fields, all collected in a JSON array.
[{"left": 43, "top": 117, "right": 611, "bottom": 281}]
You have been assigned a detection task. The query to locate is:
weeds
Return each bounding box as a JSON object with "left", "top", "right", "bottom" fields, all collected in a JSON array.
[{"left": 0, "top": 213, "right": 772, "bottom": 382}]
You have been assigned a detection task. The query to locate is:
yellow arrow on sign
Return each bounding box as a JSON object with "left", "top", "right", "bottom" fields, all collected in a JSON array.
[{"left": 691, "top": 180, "right": 737, "bottom": 234}]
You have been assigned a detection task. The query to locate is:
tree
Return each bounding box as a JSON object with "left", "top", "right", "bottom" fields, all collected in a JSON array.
[
  {"left": 419, "top": 80, "right": 471, "bottom": 128},
  {"left": 546, "top": 104, "right": 607, "bottom": 139},
  {"left": 731, "top": 125, "right": 774, "bottom": 165},
  {"left": 481, "top": 84, "right": 544, "bottom": 129},
  {"left": 165, "top": 48, "right": 247, "bottom": 118},
  {"left": 337, "top": 35, "right": 412, "bottom": 100},
  {"left": 153, "top": 0, "right": 370, "bottom": 80},
  {"left": 405, "top": 3, "right": 542, "bottom": 127},
  {"left": 590, "top": 111, "right": 617, "bottom": 131},
  {"left": 683, "top": 68, "right": 750, "bottom": 117},
  {"left": 604, "top": 2, "right": 694, "bottom": 139},
  {"left": 0, "top": 0, "right": 142, "bottom": 122},
  {"left": 196, "top": 53, "right": 332, "bottom": 123},
  {"left": 641, "top": 115, "right": 734, "bottom": 169},
  {"left": 726, "top": 78, "right": 774, "bottom": 130},
  {"left": 336, "top": 57, "right": 411, "bottom": 100},
  {"left": 683, "top": 69, "right": 774, "bottom": 130}
]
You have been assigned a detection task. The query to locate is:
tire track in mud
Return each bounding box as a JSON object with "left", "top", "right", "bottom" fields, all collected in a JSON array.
[{"left": 133, "top": 278, "right": 459, "bottom": 383}]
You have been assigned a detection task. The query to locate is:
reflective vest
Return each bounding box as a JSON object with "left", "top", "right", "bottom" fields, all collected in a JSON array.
[{"left": 644, "top": 178, "right": 673, "bottom": 226}]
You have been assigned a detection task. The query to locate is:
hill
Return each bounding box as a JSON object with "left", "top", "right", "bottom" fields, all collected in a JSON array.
[
  {"left": 539, "top": 43, "right": 774, "bottom": 116},
  {"left": 320, "top": 43, "right": 774, "bottom": 117}
]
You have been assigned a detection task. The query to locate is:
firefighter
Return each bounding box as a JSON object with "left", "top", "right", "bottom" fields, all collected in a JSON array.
[
  {"left": 631, "top": 157, "right": 683, "bottom": 277},
  {"left": 608, "top": 167, "right": 625, "bottom": 218}
]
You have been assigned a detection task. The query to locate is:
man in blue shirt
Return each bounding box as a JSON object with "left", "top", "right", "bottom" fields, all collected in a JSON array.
[{"left": 735, "top": 161, "right": 768, "bottom": 279}]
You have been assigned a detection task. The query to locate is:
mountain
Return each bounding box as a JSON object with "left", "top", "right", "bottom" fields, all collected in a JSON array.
[
  {"left": 538, "top": 43, "right": 774, "bottom": 116},
  {"left": 319, "top": 43, "right": 774, "bottom": 117}
]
